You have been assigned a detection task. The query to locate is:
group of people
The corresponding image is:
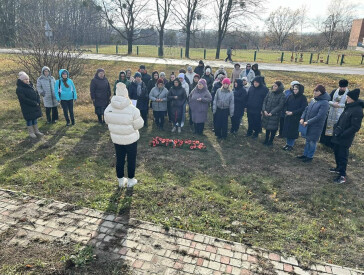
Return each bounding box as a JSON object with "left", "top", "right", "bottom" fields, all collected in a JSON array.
[{"left": 15, "top": 62, "right": 363, "bottom": 187}]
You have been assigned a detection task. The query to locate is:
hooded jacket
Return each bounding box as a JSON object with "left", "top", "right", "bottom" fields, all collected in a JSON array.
[
  {"left": 301, "top": 92, "right": 331, "bottom": 142},
  {"left": 129, "top": 80, "right": 149, "bottom": 111},
  {"left": 262, "top": 82, "right": 286, "bottom": 130},
  {"left": 104, "top": 83, "right": 144, "bottom": 145},
  {"left": 149, "top": 86, "right": 169, "bottom": 111},
  {"left": 202, "top": 65, "right": 214, "bottom": 92},
  {"left": 246, "top": 76, "right": 269, "bottom": 113},
  {"left": 147, "top": 72, "right": 159, "bottom": 93},
  {"left": 16, "top": 79, "right": 42, "bottom": 121},
  {"left": 194, "top": 63, "right": 205, "bottom": 78},
  {"left": 37, "top": 66, "right": 57, "bottom": 108},
  {"left": 233, "top": 79, "right": 248, "bottom": 117},
  {"left": 331, "top": 100, "right": 364, "bottom": 147},
  {"left": 189, "top": 80, "right": 212, "bottom": 123},
  {"left": 239, "top": 68, "right": 255, "bottom": 83},
  {"left": 55, "top": 69, "right": 77, "bottom": 101},
  {"left": 90, "top": 69, "right": 111, "bottom": 108},
  {"left": 113, "top": 71, "right": 130, "bottom": 94},
  {"left": 213, "top": 86, "right": 234, "bottom": 117}
]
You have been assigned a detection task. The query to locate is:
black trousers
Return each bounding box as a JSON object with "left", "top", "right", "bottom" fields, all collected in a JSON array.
[
  {"left": 140, "top": 109, "right": 148, "bottom": 127},
  {"left": 153, "top": 111, "right": 165, "bottom": 128},
  {"left": 45, "top": 107, "right": 58, "bottom": 122},
  {"left": 265, "top": 130, "right": 277, "bottom": 142},
  {"left": 114, "top": 142, "right": 137, "bottom": 179},
  {"left": 247, "top": 111, "right": 261, "bottom": 136},
  {"left": 333, "top": 144, "right": 349, "bottom": 177},
  {"left": 194, "top": 123, "right": 205, "bottom": 135},
  {"left": 225, "top": 54, "right": 232, "bottom": 62},
  {"left": 60, "top": 100, "right": 74, "bottom": 123},
  {"left": 279, "top": 116, "right": 285, "bottom": 136},
  {"left": 214, "top": 108, "right": 229, "bottom": 138},
  {"left": 231, "top": 113, "right": 243, "bottom": 133}
]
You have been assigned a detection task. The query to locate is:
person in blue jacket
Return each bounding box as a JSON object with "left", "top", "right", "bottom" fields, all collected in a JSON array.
[
  {"left": 55, "top": 69, "right": 77, "bottom": 126},
  {"left": 298, "top": 84, "right": 330, "bottom": 162}
]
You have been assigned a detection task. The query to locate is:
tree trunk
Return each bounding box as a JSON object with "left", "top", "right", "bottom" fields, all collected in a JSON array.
[
  {"left": 215, "top": 30, "right": 223, "bottom": 59},
  {"left": 127, "top": 32, "right": 133, "bottom": 55},
  {"left": 185, "top": 28, "right": 190, "bottom": 58},
  {"left": 159, "top": 30, "right": 164, "bottom": 57}
]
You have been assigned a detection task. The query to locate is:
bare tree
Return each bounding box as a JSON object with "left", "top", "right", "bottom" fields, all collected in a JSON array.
[
  {"left": 98, "top": 0, "right": 148, "bottom": 54},
  {"left": 312, "top": 0, "right": 356, "bottom": 51},
  {"left": 155, "top": 0, "right": 173, "bottom": 57},
  {"left": 14, "top": 26, "right": 85, "bottom": 83},
  {"left": 171, "top": 0, "right": 204, "bottom": 58},
  {"left": 266, "top": 6, "right": 301, "bottom": 49},
  {"left": 0, "top": 0, "right": 16, "bottom": 46},
  {"left": 213, "top": 0, "right": 262, "bottom": 59}
]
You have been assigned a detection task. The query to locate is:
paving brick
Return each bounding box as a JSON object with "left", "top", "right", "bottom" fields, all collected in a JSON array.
[
  {"left": 247, "top": 255, "right": 258, "bottom": 263},
  {"left": 197, "top": 258, "right": 204, "bottom": 266},
  {"left": 331, "top": 266, "right": 351, "bottom": 275},
  {"left": 194, "top": 234, "right": 205, "bottom": 243},
  {"left": 208, "top": 261, "right": 220, "bottom": 271},
  {"left": 49, "top": 230, "right": 66, "bottom": 238},
  {"left": 217, "top": 248, "right": 234, "bottom": 257},
  {"left": 220, "top": 256, "right": 230, "bottom": 264},
  {"left": 284, "top": 263, "right": 293, "bottom": 272},
  {"left": 133, "top": 260, "right": 144, "bottom": 269},
  {"left": 269, "top": 253, "right": 281, "bottom": 261},
  {"left": 173, "top": 262, "right": 184, "bottom": 270},
  {"left": 226, "top": 265, "right": 233, "bottom": 273},
  {"left": 206, "top": 245, "right": 217, "bottom": 253}
]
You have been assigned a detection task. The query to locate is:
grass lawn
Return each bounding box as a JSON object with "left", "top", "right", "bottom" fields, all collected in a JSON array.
[
  {"left": 1, "top": 54, "right": 364, "bottom": 271},
  {"left": 80, "top": 44, "right": 364, "bottom": 67}
]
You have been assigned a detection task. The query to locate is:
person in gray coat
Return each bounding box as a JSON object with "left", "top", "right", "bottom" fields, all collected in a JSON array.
[
  {"left": 189, "top": 79, "right": 212, "bottom": 135},
  {"left": 298, "top": 85, "right": 330, "bottom": 162},
  {"left": 262, "top": 81, "right": 286, "bottom": 146},
  {"left": 149, "top": 78, "right": 169, "bottom": 129},
  {"left": 37, "top": 66, "right": 58, "bottom": 123},
  {"left": 213, "top": 78, "right": 234, "bottom": 139}
]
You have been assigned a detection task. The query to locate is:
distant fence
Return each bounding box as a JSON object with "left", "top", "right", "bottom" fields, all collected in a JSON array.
[{"left": 80, "top": 44, "right": 364, "bottom": 66}]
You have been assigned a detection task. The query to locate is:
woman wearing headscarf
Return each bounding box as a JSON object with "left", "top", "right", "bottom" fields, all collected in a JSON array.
[
  {"left": 167, "top": 78, "right": 187, "bottom": 133},
  {"left": 55, "top": 69, "right": 77, "bottom": 126},
  {"left": 104, "top": 83, "right": 144, "bottom": 188},
  {"left": 90, "top": 68, "right": 111, "bottom": 124},
  {"left": 202, "top": 66, "right": 214, "bottom": 92},
  {"left": 282, "top": 84, "right": 308, "bottom": 151},
  {"left": 262, "top": 81, "right": 286, "bottom": 146},
  {"left": 298, "top": 85, "right": 330, "bottom": 162},
  {"left": 230, "top": 79, "right": 248, "bottom": 134},
  {"left": 189, "top": 79, "right": 212, "bottom": 135},
  {"left": 17, "top": 72, "right": 43, "bottom": 138},
  {"left": 114, "top": 71, "right": 130, "bottom": 94},
  {"left": 37, "top": 66, "right": 57, "bottom": 123}
]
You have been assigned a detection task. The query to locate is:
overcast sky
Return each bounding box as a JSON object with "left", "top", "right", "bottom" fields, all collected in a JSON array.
[{"left": 250, "top": 0, "right": 364, "bottom": 32}]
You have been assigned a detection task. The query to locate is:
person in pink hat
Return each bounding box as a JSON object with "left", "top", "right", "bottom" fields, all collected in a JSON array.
[{"left": 213, "top": 78, "right": 234, "bottom": 140}]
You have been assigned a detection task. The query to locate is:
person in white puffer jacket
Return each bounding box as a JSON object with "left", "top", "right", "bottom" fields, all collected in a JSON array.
[{"left": 104, "top": 82, "right": 144, "bottom": 188}]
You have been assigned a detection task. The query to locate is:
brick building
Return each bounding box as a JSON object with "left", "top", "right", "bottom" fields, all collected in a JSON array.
[{"left": 348, "top": 19, "right": 364, "bottom": 50}]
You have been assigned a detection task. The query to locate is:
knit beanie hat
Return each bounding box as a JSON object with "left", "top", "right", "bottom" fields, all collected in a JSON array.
[
  {"left": 198, "top": 79, "right": 207, "bottom": 89},
  {"left": 178, "top": 73, "right": 185, "bottom": 79},
  {"left": 194, "top": 74, "right": 200, "bottom": 79},
  {"left": 157, "top": 78, "right": 164, "bottom": 85},
  {"left": 222, "top": 78, "right": 231, "bottom": 85},
  {"left": 206, "top": 68, "right": 211, "bottom": 73},
  {"left": 19, "top": 72, "right": 29, "bottom": 81},
  {"left": 134, "top": 72, "right": 142, "bottom": 78},
  {"left": 234, "top": 63, "right": 241, "bottom": 68},
  {"left": 116, "top": 82, "right": 129, "bottom": 97},
  {"left": 339, "top": 79, "right": 349, "bottom": 87},
  {"left": 160, "top": 72, "right": 166, "bottom": 77},
  {"left": 199, "top": 60, "right": 204, "bottom": 65},
  {"left": 242, "top": 77, "right": 248, "bottom": 82},
  {"left": 347, "top": 89, "right": 360, "bottom": 101},
  {"left": 187, "top": 66, "right": 193, "bottom": 72},
  {"left": 18, "top": 71, "right": 27, "bottom": 79},
  {"left": 315, "top": 84, "right": 326, "bottom": 94},
  {"left": 290, "top": 81, "right": 300, "bottom": 86},
  {"left": 139, "top": 65, "right": 146, "bottom": 69}
]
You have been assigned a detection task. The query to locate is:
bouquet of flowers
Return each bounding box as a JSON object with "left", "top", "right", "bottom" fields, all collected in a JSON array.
[{"left": 150, "top": 137, "right": 207, "bottom": 151}]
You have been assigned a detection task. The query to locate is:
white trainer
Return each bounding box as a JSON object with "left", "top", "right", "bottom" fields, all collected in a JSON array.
[
  {"left": 127, "top": 178, "right": 138, "bottom": 188},
  {"left": 118, "top": 177, "right": 128, "bottom": 188}
]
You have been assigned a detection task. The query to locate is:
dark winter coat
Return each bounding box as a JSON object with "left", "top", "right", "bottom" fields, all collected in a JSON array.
[
  {"left": 331, "top": 100, "right": 364, "bottom": 148},
  {"left": 147, "top": 72, "right": 159, "bottom": 93},
  {"left": 141, "top": 72, "right": 151, "bottom": 86},
  {"left": 202, "top": 66, "right": 214, "bottom": 92},
  {"left": 189, "top": 82, "right": 212, "bottom": 123},
  {"left": 246, "top": 76, "right": 269, "bottom": 114},
  {"left": 282, "top": 86, "right": 307, "bottom": 139},
  {"left": 129, "top": 81, "right": 149, "bottom": 111},
  {"left": 194, "top": 64, "right": 205, "bottom": 78},
  {"left": 90, "top": 70, "right": 111, "bottom": 108},
  {"left": 252, "top": 64, "right": 261, "bottom": 76},
  {"left": 167, "top": 82, "right": 187, "bottom": 119},
  {"left": 16, "top": 79, "right": 42, "bottom": 121},
  {"left": 113, "top": 71, "right": 130, "bottom": 94},
  {"left": 301, "top": 92, "right": 330, "bottom": 142},
  {"left": 232, "top": 79, "right": 248, "bottom": 117},
  {"left": 262, "top": 83, "right": 286, "bottom": 130},
  {"left": 212, "top": 81, "right": 222, "bottom": 103},
  {"left": 165, "top": 80, "right": 174, "bottom": 91}
]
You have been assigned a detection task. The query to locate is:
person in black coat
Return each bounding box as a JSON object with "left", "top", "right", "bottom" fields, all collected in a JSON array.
[
  {"left": 194, "top": 60, "right": 205, "bottom": 78},
  {"left": 331, "top": 89, "right": 363, "bottom": 184},
  {"left": 16, "top": 72, "right": 43, "bottom": 138},
  {"left": 90, "top": 68, "right": 111, "bottom": 124},
  {"left": 167, "top": 78, "right": 187, "bottom": 133},
  {"left": 129, "top": 72, "right": 149, "bottom": 127},
  {"left": 147, "top": 71, "right": 159, "bottom": 93},
  {"left": 282, "top": 84, "right": 307, "bottom": 151},
  {"left": 231, "top": 79, "right": 248, "bottom": 134},
  {"left": 246, "top": 76, "right": 269, "bottom": 138},
  {"left": 202, "top": 66, "right": 214, "bottom": 92},
  {"left": 252, "top": 64, "right": 261, "bottom": 76},
  {"left": 139, "top": 65, "right": 151, "bottom": 86}
]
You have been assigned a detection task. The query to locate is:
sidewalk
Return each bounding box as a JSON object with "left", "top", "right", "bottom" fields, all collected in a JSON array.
[
  {"left": 1, "top": 48, "right": 364, "bottom": 75},
  {"left": 0, "top": 189, "right": 363, "bottom": 275}
]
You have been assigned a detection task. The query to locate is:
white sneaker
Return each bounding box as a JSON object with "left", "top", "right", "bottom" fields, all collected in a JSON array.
[
  {"left": 118, "top": 177, "right": 128, "bottom": 188},
  {"left": 171, "top": 126, "right": 176, "bottom": 133},
  {"left": 178, "top": 127, "right": 181, "bottom": 133},
  {"left": 127, "top": 178, "right": 138, "bottom": 188}
]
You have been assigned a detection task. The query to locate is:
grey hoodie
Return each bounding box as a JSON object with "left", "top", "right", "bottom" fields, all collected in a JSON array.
[{"left": 36, "top": 66, "right": 57, "bottom": 108}]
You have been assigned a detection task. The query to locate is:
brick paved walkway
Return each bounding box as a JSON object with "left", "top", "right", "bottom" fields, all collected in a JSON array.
[{"left": 0, "top": 189, "right": 363, "bottom": 275}]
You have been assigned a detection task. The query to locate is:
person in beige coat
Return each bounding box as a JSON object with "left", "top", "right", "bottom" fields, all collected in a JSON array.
[{"left": 104, "top": 82, "right": 144, "bottom": 188}]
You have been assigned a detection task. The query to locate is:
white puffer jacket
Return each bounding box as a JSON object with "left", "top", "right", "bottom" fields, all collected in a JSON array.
[{"left": 104, "top": 83, "right": 144, "bottom": 145}]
